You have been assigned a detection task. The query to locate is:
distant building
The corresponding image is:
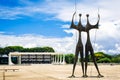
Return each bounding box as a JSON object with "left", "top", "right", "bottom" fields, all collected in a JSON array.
[
  {"left": 9, "top": 52, "right": 66, "bottom": 65},
  {"left": 0, "top": 54, "right": 8, "bottom": 64}
]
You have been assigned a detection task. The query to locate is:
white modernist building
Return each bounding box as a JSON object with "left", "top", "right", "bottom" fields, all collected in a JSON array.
[{"left": 9, "top": 52, "right": 66, "bottom": 65}]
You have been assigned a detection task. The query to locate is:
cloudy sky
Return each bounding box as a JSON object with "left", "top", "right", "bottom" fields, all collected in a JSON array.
[{"left": 0, "top": 0, "right": 120, "bottom": 55}]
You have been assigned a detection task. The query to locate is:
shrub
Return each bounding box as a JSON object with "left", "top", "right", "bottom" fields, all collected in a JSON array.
[
  {"left": 97, "top": 57, "right": 111, "bottom": 63},
  {"left": 111, "top": 57, "right": 120, "bottom": 63},
  {"left": 65, "top": 54, "right": 75, "bottom": 64}
]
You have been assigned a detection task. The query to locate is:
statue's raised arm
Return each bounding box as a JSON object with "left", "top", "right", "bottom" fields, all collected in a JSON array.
[
  {"left": 70, "top": 12, "right": 78, "bottom": 30},
  {"left": 86, "top": 14, "right": 100, "bottom": 31},
  {"left": 92, "top": 14, "right": 100, "bottom": 28}
]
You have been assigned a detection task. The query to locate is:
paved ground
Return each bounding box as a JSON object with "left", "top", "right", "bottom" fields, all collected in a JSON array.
[{"left": 0, "top": 64, "right": 120, "bottom": 80}]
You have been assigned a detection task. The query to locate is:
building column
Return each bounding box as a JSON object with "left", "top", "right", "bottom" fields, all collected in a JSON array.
[
  {"left": 18, "top": 55, "right": 21, "bottom": 65},
  {"left": 52, "top": 55, "right": 54, "bottom": 63},
  {"left": 9, "top": 53, "right": 14, "bottom": 65},
  {"left": 57, "top": 54, "right": 59, "bottom": 64},
  {"left": 60, "top": 54, "right": 62, "bottom": 64},
  {"left": 62, "top": 54, "right": 66, "bottom": 64},
  {"left": 55, "top": 55, "right": 57, "bottom": 64},
  {"left": 52, "top": 55, "right": 55, "bottom": 64}
]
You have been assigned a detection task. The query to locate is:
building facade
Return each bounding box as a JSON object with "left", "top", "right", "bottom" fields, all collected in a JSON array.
[{"left": 9, "top": 52, "right": 65, "bottom": 65}]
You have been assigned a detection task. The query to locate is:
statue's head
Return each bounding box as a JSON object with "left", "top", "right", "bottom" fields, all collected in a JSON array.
[
  {"left": 86, "top": 14, "right": 89, "bottom": 17},
  {"left": 79, "top": 14, "right": 82, "bottom": 17}
]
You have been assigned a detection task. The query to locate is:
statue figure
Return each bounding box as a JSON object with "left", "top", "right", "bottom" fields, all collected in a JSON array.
[
  {"left": 69, "top": 12, "right": 85, "bottom": 77},
  {"left": 69, "top": 12, "right": 104, "bottom": 78},
  {"left": 84, "top": 14, "right": 103, "bottom": 77}
]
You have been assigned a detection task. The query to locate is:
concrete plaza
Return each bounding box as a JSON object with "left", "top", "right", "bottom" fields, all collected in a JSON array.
[{"left": 0, "top": 64, "right": 120, "bottom": 80}]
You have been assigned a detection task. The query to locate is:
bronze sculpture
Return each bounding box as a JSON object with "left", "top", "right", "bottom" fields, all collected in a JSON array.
[
  {"left": 69, "top": 12, "right": 85, "bottom": 77},
  {"left": 84, "top": 14, "right": 103, "bottom": 77},
  {"left": 70, "top": 12, "right": 103, "bottom": 78}
]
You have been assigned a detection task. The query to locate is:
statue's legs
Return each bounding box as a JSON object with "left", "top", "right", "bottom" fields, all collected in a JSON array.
[
  {"left": 90, "top": 50, "right": 104, "bottom": 77},
  {"left": 69, "top": 47, "right": 79, "bottom": 78},
  {"left": 84, "top": 50, "right": 89, "bottom": 77},
  {"left": 80, "top": 50, "right": 84, "bottom": 77}
]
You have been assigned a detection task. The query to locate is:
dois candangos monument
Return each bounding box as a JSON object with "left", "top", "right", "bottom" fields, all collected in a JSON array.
[{"left": 69, "top": 12, "right": 104, "bottom": 78}]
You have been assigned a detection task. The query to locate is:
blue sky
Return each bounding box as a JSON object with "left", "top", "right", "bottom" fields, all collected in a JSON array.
[
  {"left": 0, "top": 0, "right": 120, "bottom": 54},
  {"left": 0, "top": 0, "right": 72, "bottom": 37},
  {"left": 0, "top": 17, "right": 70, "bottom": 37}
]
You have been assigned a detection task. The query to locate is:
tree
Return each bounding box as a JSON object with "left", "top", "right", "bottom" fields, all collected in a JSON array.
[
  {"left": 21, "top": 47, "right": 55, "bottom": 52},
  {"left": 88, "top": 52, "right": 112, "bottom": 63},
  {"left": 97, "top": 57, "right": 111, "bottom": 63},
  {"left": 4, "top": 46, "right": 24, "bottom": 55},
  {"left": 21, "top": 48, "right": 31, "bottom": 52},
  {"left": 94, "top": 52, "right": 105, "bottom": 61},
  {"left": 1, "top": 46, "right": 55, "bottom": 55},
  {"left": 4, "top": 46, "right": 15, "bottom": 55},
  {"left": 0, "top": 48, "right": 5, "bottom": 55},
  {"left": 65, "top": 54, "right": 75, "bottom": 64},
  {"left": 111, "top": 54, "right": 120, "bottom": 63},
  {"left": 42, "top": 47, "right": 55, "bottom": 52}
]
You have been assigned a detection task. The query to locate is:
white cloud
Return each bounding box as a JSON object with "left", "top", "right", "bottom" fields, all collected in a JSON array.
[
  {"left": 89, "top": 20, "right": 120, "bottom": 54},
  {"left": 0, "top": 21, "right": 120, "bottom": 55},
  {"left": 0, "top": 33, "right": 76, "bottom": 53},
  {"left": 66, "top": 18, "right": 120, "bottom": 55},
  {"left": 107, "top": 43, "right": 120, "bottom": 54},
  {"left": 0, "top": 0, "right": 120, "bottom": 55},
  {"left": 61, "top": 24, "right": 70, "bottom": 28},
  {"left": 1, "top": 0, "right": 120, "bottom": 22}
]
